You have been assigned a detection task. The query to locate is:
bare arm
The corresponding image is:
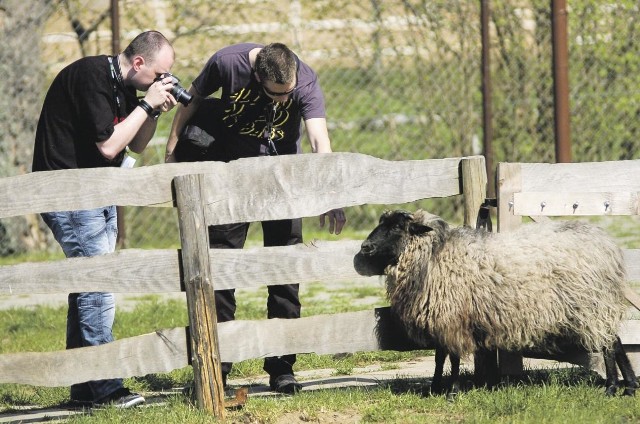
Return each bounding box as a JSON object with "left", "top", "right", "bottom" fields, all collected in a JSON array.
[
  {"left": 305, "top": 117, "right": 332, "bottom": 153},
  {"left": 97, "top": 77, "right": 176, "bottom": 158},
  {"left": 305, "top": 117, "right": 347, "bottom": 234},
  {"left": 165, "top": 85, "right": 204, "bottom": 162}
]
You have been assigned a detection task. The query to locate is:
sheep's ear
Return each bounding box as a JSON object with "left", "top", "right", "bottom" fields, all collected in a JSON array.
[{"left": 409, "top": 222, "right": 433, "bottom": 235}]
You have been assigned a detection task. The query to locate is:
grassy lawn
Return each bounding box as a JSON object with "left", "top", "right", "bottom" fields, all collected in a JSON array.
[
  {"left": 2, "top": 285, "right": 640, "bottom": 423},
  {"left": 2, "top": 216, "right": 640, "bottom": 422}
]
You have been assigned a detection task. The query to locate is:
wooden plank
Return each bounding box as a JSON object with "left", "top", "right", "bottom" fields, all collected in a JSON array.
[
  {"left": 207, "top": 240, "right": 374, "bottom": 290},
  {"left": 494, "top": 158, "right": 523, "bottom": 399},
  {"left": 617, "top": 320, "right": 640, "bottom": 345},
  {"left": 517, "top": 160, "right": 640, "bottom": 193},
  {"left": 496, "top": 162, "right": 523, "bottom": 232},
  {"left": 217, "top": 308, "right": 421, "bottom": 363},
  {"left": 461, "top": 157, "right": 487, "bottom": 227},
  {"left": 0, "top": 162, "right": 219, "bottom": 218},
  {"left": 0, "top": 241, "right": 634, "bottom": 297},
  {"left": 0, "top": 153, "right": 471, "bottom": 220},
  {"left": 0, "top": 249, "right": 181, "bottom": 295},
  {"left": 513, "top": 191, "right": 640, "bottom": 216},
  {"left": 624, "top": 249, "right": 640, "bottom": 281},
  {"left": 0, "top": 307, "right": 422, "bottom": 387},
  {"left": 201, "top": 154, "right": 471, "bottom": 225},
  {"left": 2, "top": 312, "right": 638, "bottom": 387},
  {"left": 0, "top": 240, "right": 376, "bottom": 295},
  {"left": 175, "top": 174, "right": 225, "bottom": 417},
  {"left": 0, "top": 328, "right": 189, "bottom": 387}
]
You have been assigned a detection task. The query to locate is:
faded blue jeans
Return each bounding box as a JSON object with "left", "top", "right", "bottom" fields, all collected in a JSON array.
[{"left": 41, "top": 206, "right": 123, "bottom": 402}]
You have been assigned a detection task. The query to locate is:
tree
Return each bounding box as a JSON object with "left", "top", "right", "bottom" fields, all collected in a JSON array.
[{"left": 0, "top": 0, "right": 56, "bottom": 255}]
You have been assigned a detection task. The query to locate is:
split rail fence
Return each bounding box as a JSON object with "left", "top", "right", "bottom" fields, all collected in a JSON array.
[
  {"left": 2, "top": 154, "right": 640, "bottom": 417},
  {"left": 0, "top": 153, "right": 486, "bottom": 417}
]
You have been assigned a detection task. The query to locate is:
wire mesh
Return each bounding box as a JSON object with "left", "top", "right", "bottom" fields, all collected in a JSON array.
[{"left": 0, "top": 0, "right": 638, "bottom": 254}]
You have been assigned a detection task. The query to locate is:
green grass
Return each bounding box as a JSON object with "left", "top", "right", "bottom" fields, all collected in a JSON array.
[
  {"left": 3, "top": 217, "right": 640, "bottom": 422},
  {"left": 2, "top": 289, "right": 640, "bottom": 423}
]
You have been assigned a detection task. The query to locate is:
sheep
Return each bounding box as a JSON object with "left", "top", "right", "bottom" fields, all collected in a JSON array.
[{"left": 354, "top": 209, "right": 638, "bottom": 396}]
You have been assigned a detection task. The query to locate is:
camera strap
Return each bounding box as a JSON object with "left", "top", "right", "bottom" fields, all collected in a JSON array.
[
  {"left": 263, "top": 102, "right": 278, "bottom": 155},
  {"left": 107, "top": 56, "right": 124, "bottom": 120}
]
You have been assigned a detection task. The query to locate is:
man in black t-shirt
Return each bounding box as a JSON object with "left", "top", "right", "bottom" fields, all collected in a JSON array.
[
  {"left": 32, "top": 31, "right": 178, "bottom": 408},
  {"left": 165, "top": 43, "right": 347, "bottom": 394}
]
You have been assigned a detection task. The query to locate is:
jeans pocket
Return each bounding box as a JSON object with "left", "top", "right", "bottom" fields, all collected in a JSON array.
[
  {"left": 76, "top": 292, "right": 116, "bottom": 345},
  {"left": 69, "top": 207, "right": 116, "bottom": 256}
]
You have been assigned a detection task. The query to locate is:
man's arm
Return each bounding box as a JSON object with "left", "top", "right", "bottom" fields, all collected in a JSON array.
[
  {"left": 97, "top": 77, "right": 176, "bottom": 158},
  {"left": 165, "top": 85, "right": 204, "bottom": 162},
  {"left": 305, "top": 117, "right": 332, "bottom": 153},
  {"left": 304, "top": 117, "right": 347, "bottom": 234}
]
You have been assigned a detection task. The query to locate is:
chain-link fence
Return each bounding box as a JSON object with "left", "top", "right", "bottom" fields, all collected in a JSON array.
[{"left": 0, "top": 0, "right": 638, "bottom": 255}]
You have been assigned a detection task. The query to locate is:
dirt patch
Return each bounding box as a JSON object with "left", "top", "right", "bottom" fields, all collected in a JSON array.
[{"left": 276, "top": 410, "right": 362, "bottom": 424}]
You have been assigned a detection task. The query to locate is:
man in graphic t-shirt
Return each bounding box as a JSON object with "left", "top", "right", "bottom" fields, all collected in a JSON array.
[{"left": 165, "top": 42, "right": 346, "bottom": 394}]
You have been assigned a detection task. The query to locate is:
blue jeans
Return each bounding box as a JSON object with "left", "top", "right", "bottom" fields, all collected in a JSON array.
[{"left": 41, "top": 206, "right": 123, "bottom": 402}]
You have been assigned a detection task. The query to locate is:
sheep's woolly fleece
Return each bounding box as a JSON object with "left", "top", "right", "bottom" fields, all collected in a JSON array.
[{"left": 385, "top": 210, "right": 628, "bottom": 359}]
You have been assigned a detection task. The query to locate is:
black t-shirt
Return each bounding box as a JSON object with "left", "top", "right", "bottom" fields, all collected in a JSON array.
[
  {"left": 32, "top": 55, "right": 136, "bottom": 171},
  {"left": 191, "top": 43, "right": 326, "bottom": 159}
]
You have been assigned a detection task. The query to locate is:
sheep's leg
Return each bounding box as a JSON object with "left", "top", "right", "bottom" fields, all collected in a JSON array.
[
  {"left": 473, "top": 348, "right": 498, "bottom": 388},
  {"left": 431, "top": 346, "right": 447, "bottom": 394},
  {"left": 613, "top": 336, "right": 639, "bottom": 396},
  {"left": 603, "top": 346, "right": 620, "bottom": 396},
  {"left": 447, "top": 353, "right": 461, "bottom": 401}
]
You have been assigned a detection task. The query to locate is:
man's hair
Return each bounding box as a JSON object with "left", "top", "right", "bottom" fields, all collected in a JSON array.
[
  {"left": 254, "top": 43, "right": 297, "bottom": 84},
  {"left": 123, "top": 30, "right": 173, "bottom": 63}
]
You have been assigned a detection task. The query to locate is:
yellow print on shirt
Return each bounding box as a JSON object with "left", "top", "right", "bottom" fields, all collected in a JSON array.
[{"left": 223, "top": 88, "right": 292, "bottom": 141}]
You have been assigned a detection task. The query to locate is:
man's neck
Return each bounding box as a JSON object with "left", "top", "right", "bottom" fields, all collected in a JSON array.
[
  {"left": 116, "top": 53, "right": 132, "bottom": 86},
  {"left": 248, "top": 47, "right": 261, "bottom": 68}
]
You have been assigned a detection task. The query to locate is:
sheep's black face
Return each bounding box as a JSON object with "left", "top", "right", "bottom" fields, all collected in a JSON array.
[{"left": 354, "top": 210, "right": 431, "bottom": 276}]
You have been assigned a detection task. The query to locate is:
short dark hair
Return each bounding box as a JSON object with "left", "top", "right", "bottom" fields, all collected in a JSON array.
[
  {"left": 123, "top": 30, "right": 173, "bottom": 63},
  {"left": 254, "top": 43, "right": 297, "bottom": 84}
]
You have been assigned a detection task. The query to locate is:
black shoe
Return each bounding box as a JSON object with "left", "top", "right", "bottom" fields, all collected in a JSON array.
[
  {"left": 94, "top": 388, "right": 145, "bottom": 409},
  {"left": 269, "top": 374, "right": 302, "bottom": 394},
  {"left": 68, "top": 389, "right": 93, "bottom": 407},
  {"left": 63, "top": 398, "right": 93, "bottom": 409}
]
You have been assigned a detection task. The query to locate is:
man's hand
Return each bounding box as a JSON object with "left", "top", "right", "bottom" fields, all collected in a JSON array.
[
  {"left": 144, "top": 75, "right": 178, "bottom": 112},
  {"left": 319, "top": 208, "right": 346, "bottom": 235}
]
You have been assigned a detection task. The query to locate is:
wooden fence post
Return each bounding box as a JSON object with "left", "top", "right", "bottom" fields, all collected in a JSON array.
[
  {"left": 496, "top": 162, "right": 523, "bottom": 233},
  {"left": 495, "top": 162, "right": 524, "bottom": 379},
  {"left": 174, "top": 174, "right": 226, "bottom": 419},
  {"left": 461, "top": 156, "right": 487, "bottom": 227}
]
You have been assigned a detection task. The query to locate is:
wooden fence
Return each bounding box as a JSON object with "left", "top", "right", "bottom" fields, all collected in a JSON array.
[
  {"left": 0, "top": 153, "right": 487, "bottom": 417},
  {"left": 496, "top": 159, "right": 640, "bottom": 376}
]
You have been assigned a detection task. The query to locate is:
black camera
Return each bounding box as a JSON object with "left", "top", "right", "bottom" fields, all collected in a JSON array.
[{"left": 156, "top": 73, "right": 192, "bottom": 106}]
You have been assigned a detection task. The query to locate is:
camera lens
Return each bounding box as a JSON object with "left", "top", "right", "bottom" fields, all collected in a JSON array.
[{"left": 172, "top": 85, "right": 193, "bottom": 106}]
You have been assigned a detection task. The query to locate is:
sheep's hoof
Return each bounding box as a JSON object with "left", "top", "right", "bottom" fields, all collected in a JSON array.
[
  {"left": 429, "top": 382, "right": 444, "bottom": 395},
  {"left": 623, "top": 387, "right": 636, "bottom": 397},
  {"left": 443, "top": 382, "right": 460, "bottom": 402},
  {"left": 605, "top": 385, "right": 618, "bottom": 397}
]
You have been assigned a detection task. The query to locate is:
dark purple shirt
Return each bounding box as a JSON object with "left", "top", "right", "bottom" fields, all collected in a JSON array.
[{"left": 192, "top": 43, "right": 326, "bottom": 158}]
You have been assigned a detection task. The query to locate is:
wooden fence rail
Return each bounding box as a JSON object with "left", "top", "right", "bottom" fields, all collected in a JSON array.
[{"left": 0, "top": 153, "right": 487, "bottom": 417}]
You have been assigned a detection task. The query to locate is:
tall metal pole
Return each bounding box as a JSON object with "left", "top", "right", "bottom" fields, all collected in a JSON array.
[
  {"left": 552, "top": 0, "right": 571, "bottom": 162},
  {"left": 480, "top": 0, "right": 494, "bottom": 197},
  {"left": 111, "top": 0, "right": 126, "bottom": 247}
]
